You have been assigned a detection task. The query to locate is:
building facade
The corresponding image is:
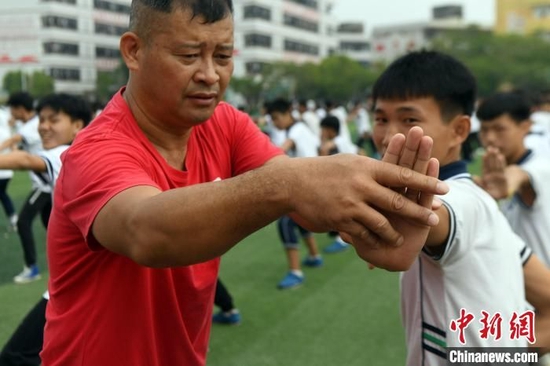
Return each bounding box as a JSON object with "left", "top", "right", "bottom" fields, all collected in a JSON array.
[
  {"left": 232, "top": 0, "right": 338, "bottom": 77},
  {"left": 495, "top": 0, "right": 550, "bottom": 36},
  {"left": 334, "top": 22, "right": 372, "bottom": 67},
  {"left": 0, "top": 0, "right": 128, "bottom": 94}
]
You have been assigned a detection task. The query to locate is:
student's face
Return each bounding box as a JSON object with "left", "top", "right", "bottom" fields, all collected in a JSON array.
[
  {"left": 271, "top": 111, "right": 292, "bottom": 129},
  {"left": 10, "top": 106, "right": 26, "bottom": 121},
  {"left": 478, "top": 114, "right": 530, "bottom": 164},
  {"left": 373, "top": 97, "right": 464, "bottom": 165},
  {"left": 38, "top": 107, "right": 83, "bottom": 149},
  {"left": 130, "top": 8, "right": 234, "bottom": 129},
  {"left": 320, "top": 127, "right": 336, "bottom": 142}
]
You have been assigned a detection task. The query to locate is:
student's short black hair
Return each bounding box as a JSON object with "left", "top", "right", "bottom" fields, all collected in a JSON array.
[
  {"left": 320, "top": 115, "right": 340, "bottom": 134},
  {"left": 372, "top": 50, "right": 477, "bottom": 122},
  {"left": 7, "top": 92, "right": 34, "bottom": 111},
  {"left": 36, "top": 94, "right": 93, "bottom": 127},
  {"left": 130, "top": 0, "right": 233, "bottom": 42},
  {"left": 476, "top": 91, "right": 531, "bottom": 124},
  {"left": 266, "top": 98, "right": 291, "bottom": 115}
]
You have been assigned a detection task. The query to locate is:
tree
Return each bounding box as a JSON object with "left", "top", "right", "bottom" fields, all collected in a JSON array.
[
  {"left": 2, "top": 70, "right": 54, "bottom": 97},
  {"left": 432, "top": 28, "right": 550, "bottom": 96},
  {"left": 96, "top": 58, "right": 129, "bottom": 102}
]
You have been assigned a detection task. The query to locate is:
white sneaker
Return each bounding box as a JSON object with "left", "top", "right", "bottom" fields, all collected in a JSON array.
[
  {"left": 13, "top": 265, "right": 41, "bottom": 284},
  {"left": 9, "top": 214, "right": 18, "bottom": 232}
]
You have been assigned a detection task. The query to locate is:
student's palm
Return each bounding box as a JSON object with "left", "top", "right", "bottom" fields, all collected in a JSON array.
[{"left": 479, "top": 147, "right": 508, "bottom": 200}]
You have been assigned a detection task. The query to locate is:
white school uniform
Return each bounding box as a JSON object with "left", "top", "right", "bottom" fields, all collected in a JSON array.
[
  {"left": 286, "top": 121, "right": 319, "bottom": 158},
  {"left": 500, "top": 150, "right": 550, "bottom": 267},
  {"left": 401, "top": 161, "right": 530, "bottom": 366}
]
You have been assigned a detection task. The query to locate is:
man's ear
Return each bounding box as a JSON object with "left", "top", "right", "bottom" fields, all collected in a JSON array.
[
  {"left": 119, "top": 32, "right": 142, "bottom": 72},
  {"left": 451, "top": 115, "right": 471, "bottom": 146}
]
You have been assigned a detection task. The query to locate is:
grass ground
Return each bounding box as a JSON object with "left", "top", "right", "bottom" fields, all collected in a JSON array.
[{"left": 0, "top": 155, "right": 482, "bottom": 365}]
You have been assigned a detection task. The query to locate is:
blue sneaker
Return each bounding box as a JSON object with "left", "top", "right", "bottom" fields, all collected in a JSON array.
[
  {"left": 277, "top": 272, "right": 304, "bottom": 290},
  {"left": 302, "top": 256, "right": 323, "bottom": 267},
  {"left": 13, "top": 265, "right": 41, "bottom": 284},
  {"left": 324, "top": 240, "right": 350, "bottom": 254},
  {"left": 212, "top": 310, "right": 241, "bottom": 325}
]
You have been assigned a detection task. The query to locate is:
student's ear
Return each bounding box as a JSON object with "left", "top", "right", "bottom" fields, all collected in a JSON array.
[
  {"left": 120, "top": 32, "right": 142, "bottom": 72},
  {"left": 520, "top": 119, "right": 533, "bottom": 136},
  {"left": 72, "top": 120, "right": 85, "bottom": 135},
  {"left": 450, "top": 115, "right": 471, "bottom": 146}
]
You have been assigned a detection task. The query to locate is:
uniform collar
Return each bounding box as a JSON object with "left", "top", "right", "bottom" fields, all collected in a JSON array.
[
  {"left": 439, "top": 160, "right": 469, "bottom": 181},
  {"left": 515, "top": 149, "right": 533, "bottom": 165}
]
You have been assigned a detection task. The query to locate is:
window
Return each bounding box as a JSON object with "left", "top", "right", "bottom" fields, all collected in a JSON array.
[
  {"left": 286, "top": 0, "right": 318, "bottom": 10},
  {"left": 533, "top": 5, "right": 550, "bottom": 19},
  {"left": 95, "top": 22, "right": 127, "bottom": 36},
  {"left": 244, "top": 34, "right": 272, "bottom": 48},
  {"left": 94, "top": 0, "right": 131, "bottom": 14},
  {"left": 284, "top": 13, "right": 318, "bottom": 33},
  {"left": 245, "top": 62, "right": 267, "bottom": 74},
  {"left": 284, "top": 39, "right": 319, "bottom": 55},
  {"left": 42, "top": 15, "right": 78, "bottom": 30},
  {"left": 42, "top": 0, "right": 77, "bottom": 4},
  {"left": 96, "top": 46, "right": 120, "bottom": 58},
  {"left": 50, "top": 68, "right": 80, "bottom": 81},
  {"left": 243, "top": 5, "right": 271, "bottom": 20},
  {"left": 43, "top": 42, "right": 79, "bottom": 55},
  {"left": 339, "top": 41, "right": 370, "bottom": 52}
]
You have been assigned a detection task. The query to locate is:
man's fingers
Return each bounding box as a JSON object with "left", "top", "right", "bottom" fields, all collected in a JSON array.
[
  {"left": 340, "top": 206, "right": 403, "bottom": 247},
  {"left": 374, "top": 162, "right": 449, "bottom": 196}
]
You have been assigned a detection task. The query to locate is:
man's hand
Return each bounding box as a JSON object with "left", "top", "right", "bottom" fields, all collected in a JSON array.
[{"left": 288, "top": 126, "right": 447, "bottom": 271}]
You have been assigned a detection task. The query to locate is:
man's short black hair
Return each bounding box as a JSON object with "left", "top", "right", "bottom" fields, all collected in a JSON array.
[
  {"left": 477, "top": 91, "right": 531, "bottom": 124},
  {"left": 36, "top": 94, "right": 93, "bottom": 127},
  {"left": 7, "top": 92, "right": 34, "bottom": 111},
  {"left": 130, "top": 0, "right": 233, "bottom": 41},
  {"left": 320, "top": 115, "right": 340, "bottom": 134},
  {"left": 266, "top": 98, "right": 292, "bottom": 115},
  {"left": 372, "top": 50, "right": 477, "bottom": 122}
]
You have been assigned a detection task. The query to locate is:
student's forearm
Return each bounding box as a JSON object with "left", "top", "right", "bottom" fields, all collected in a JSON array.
[{"left": 0, "top": 151, "right": 46, "bottom": 172}]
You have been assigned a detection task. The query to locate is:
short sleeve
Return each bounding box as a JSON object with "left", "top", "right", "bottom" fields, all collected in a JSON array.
[
  {"left": 58, "top": 136, "right": 161, "bottom": 247},
  {"left": 229, "top": 107, "right": 283, "bottom": 176}
]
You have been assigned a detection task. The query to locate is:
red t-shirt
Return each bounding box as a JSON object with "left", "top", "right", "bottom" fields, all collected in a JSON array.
[{"left": 41, "top": 89, "right": 282, "bottom": 366}]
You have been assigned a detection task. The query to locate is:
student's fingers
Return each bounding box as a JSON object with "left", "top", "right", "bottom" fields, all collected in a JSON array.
[
  {"left": 483, "top": 147, "right": 501, "bottom": 173},
  {"left": 397, "top": 127, "right": 424, "bottom": 170},
  {"left": 419, "top": 158, "right": 440, "bottom": 209},
  {"left": 382, "top": 133, "right": 406, "bottom": 165},
  {"left": 405, "top": 135, "right": 433, "bottom": 203}
]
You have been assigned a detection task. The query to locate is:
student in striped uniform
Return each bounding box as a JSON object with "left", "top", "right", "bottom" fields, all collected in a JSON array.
[
  {"left": 476, "top": 91, "right": 550, "bottom": 267},
  {"left": 371, "top": 51, "right": 550, "bottom": 365},
  {"left": 0, "top": 93, "right": 91, "bottom": 366}
]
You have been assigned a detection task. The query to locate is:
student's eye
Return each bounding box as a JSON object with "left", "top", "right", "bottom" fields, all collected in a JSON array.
[
  {"left": 374, "top": 117, "right": 387, "bottom": 124},
  {"left": 179, "top": 54, "right": 199, "bottom": 60},
  {"left": 403, "top": 118, "right": 418, "bottom": 124}
]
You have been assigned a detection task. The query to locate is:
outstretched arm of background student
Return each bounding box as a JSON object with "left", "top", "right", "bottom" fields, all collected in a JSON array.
[
  {"left": 0, "top": 150, "right": 46, "bottom": 172},
  {"left": 92, "top": 133, "right": 448, "bottom": 270},
  {"left": 524, "top": 254, "right": 550, "bottom": 353},
  {"left": 0, "top": 134, "right": 23, "bottom": 152}
]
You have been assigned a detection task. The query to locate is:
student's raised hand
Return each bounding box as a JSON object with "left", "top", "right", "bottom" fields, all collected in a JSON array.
[
  {"left": 341, "top": 126, "right": 439, "bottom": 271},
  {"left": 288, "top": 127, "right": 448, "bottom": 271},
  {"left": 476, "top": 146, "right": 509, "bottom": 200}
]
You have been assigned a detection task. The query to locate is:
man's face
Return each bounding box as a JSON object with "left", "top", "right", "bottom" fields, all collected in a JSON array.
[
  {"left": 372, "top": 97, "right": 455, "bottom": 164},
  {"left": 479, "top": 114, "right": 529, "bottom": 164},
  {"left": 134, "top": 7, "right": 234, "bottom": 129},
  {"left": 38, "top": 107, "right": 83, "bottom": 149}
]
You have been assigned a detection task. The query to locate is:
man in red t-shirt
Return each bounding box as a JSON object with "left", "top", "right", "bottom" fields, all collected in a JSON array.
[{"left": 41, "top": 1, "right": 449, "bottom": 365}]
